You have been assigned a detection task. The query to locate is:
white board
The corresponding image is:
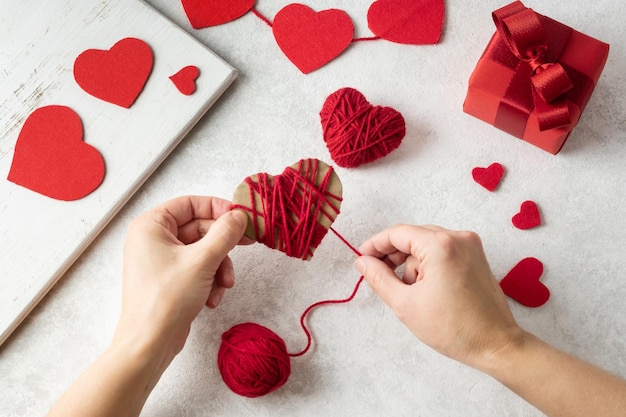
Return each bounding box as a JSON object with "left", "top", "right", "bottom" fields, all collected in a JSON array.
[{"left": 0, "top": 0, "right": 237, "bottom": 345}]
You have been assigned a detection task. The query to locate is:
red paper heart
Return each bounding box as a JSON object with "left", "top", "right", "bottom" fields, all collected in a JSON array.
[
  {"left": 512, "top": 200, "right": 541, "bottom": 229},
  {"left": 499, "top": 257, "right": 549, "bottom": 307},
  {"left": 169, "top": 65, "right": 200, "bottom": 96},
  {"left": 232, "top": 159, "right": 343, "bottom": 260},
  {"left": 320, "top": 87, "right": 406, "bottom": 168},
  {"left": 74, "top": 38, "right": 153, "bottom": 108},
  {"left": 472, "top": 162, "right": 504, "bottom": 191},
  {"left": 272, "top": 4, "right": 354, "bottom": 74},
  {"left": 182, "top": 0, "right": 255, "bottom": 29},
  {"left": 7, "top": 106, "right": 105, "bottom": 201},
  {"left": 367, "top": 0, "right": 444, "bottom": 45}
]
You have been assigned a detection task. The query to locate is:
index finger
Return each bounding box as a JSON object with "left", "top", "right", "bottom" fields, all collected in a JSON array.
[{"left": 358, "top": 224, "right": 446, "bottom": 258}]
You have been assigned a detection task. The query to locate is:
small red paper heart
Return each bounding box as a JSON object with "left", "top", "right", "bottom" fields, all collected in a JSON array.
[
  {"left": 272, "top": 4, "right": 354, "bottom": 74},
  {"left": 231, "top": 159, "right": 342, "bottom": 260},
  {"left": 512, "top": 200, "right": 541, "bottom": 230},
  {"left": 367, "top": 0, "right": 444, "bottom": 45},
  {"left": 74, "top": 38, "right": 153, "bottom": 108},
  {"left": 7, "top": 105, "right": 105, "bottom": 201},
  {"left": 320, "top": 87, "right": 406, "bottom": 168},
  {"left": 499, "top": 257, "right": 549, "bottom": 307},
  {"left": 169, "top": 66, "right": 200, "bottom": 96},
  {"left": 472, "top": 162, "right": 504, "bottom": 191},
  {"left": 181, "top": 0, "right": 255, "bottom": 29}
]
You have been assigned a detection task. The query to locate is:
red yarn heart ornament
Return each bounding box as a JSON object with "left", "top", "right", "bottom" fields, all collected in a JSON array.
[
  {"left": 7, "top": 105, "right": 105, "bottom": 201},
  {"left": 231, "top": 158, "right": 343, "bottom": 260},
  {"left": 512, "top": 200, "right": 541, "bottom": 230},
  {"left": 367, "top": 0, "right": 445, "bottom": 45},
  {"left": 472, "top": 162, "right": 504, "bottom": 191},
  {"left": 272, "top": 4, "right": 354, "bottom": 74},
  {"left": 320, "top": 87, "right": 406, "bottom": 168},
  {"left": 73, "top": 38, "right": 153, "bottom": 108},
  {"left": 181, "top": 0, "right": 255, "bottom": 29},
  {"left": 169, "top": 65, "right": 200, "bottom": 96},
  {"left": 499, "top": 257, "right": 549, "bottom": 307}
]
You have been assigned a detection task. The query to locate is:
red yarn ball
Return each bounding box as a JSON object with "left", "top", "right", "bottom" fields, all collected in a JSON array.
[
  {"left": 218, "top": 322, "right": 291, "bottom": 398},
  {"left": 320, "top": 87, "right": 406, "bottom": 168}
]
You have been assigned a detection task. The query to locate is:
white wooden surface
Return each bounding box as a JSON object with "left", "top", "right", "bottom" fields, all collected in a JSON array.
[{"left": 0, "top": 0, "right": 236, "bottom": 345}]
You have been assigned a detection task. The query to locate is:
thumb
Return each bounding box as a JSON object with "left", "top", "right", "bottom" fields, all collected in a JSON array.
[
  {"left": 195, "top": 209, "right": 248, "bottom": 271},
  {"left": 355, "top": 255, "right": 407, "bottom": 308}
]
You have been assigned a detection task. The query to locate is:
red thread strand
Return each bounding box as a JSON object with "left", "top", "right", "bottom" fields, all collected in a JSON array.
[{"left": 251, "top": 8, "right": 273, "bottom": 27}]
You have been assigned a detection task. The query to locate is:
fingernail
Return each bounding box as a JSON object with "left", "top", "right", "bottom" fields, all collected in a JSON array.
[
  {"left": 354, "top": 258, "right": 367, "bottom": 274},
  {"left": 231, "top": 209, "right": 248, "bottom": 228},
  {"left": 209, "top": 292, "right": 223, "bottom": 308}
]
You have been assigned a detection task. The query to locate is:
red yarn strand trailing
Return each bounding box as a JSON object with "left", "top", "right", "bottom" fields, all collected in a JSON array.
[{"left": 232, "top": 159, "right": 342, "bottom": 260}]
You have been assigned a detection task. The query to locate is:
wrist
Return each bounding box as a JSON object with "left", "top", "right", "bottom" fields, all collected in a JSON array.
[{"left": 470, "top": 326, "right": 531, "bottom": 378}]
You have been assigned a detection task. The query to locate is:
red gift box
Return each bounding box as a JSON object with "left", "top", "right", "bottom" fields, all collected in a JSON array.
[{"left": 463, "top": 1, "right": 609, "bottom": 154}]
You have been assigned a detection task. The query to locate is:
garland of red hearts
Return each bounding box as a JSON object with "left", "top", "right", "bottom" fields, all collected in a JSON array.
[
  {"left": 8, "top": 37, "right": 200, "bottom": 201},
  {"left": 181, "top": 0, "right": 445, "bottom": 74}
]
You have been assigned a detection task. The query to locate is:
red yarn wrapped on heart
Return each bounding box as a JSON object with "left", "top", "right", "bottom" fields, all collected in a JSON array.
[
  {"left": 320, "top": 87, "right": 406, "bottom": 168},
  {"left": 218, "top": 322, "right": 291, "bottom": 398}
]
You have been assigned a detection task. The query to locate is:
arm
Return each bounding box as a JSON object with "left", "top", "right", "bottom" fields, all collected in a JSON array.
[
  {"left": 355, "top": 224, "right": 626, "bottom": 417},
  {"left": 47, "top": 196, "right": 249, "bottom": 417}
]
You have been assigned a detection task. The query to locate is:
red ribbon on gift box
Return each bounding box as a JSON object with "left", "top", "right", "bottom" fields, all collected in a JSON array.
[{"left": 490, "top": 1, "right": 586, "bottom": 137}]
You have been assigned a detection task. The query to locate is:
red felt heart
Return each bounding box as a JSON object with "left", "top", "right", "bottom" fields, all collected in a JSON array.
[
  {"left": 472, "top": 162, "right": 504, "bottom": 191},
  {"left": 74, "top": 38, "right": 153, "bottom": 108},
  {"left": 7, "top": 106, "right": 105, "bottom": 201},
  {"left": 181, "top": 0, "right": 255, "bottom": 29},
  {"left": 499, "top": 257, "right": 549, "bottom": 307},
  {"left": 169, "top": 65, "right": 200, "bottom": 96},
  {"left": 232, "top": 159, "right": 343, "bottom": 260},
  {"left": 512, "top": 200, "right": 541, "bottom": 230},
  {"left": 367, "top": 0, "right": 444, "bottom": 45},
  {"left": 320, "top": 87, "right": 406, "bottom": 168},
  {"left": 272, "top": 4, "right": 354, "bottom": 74}
]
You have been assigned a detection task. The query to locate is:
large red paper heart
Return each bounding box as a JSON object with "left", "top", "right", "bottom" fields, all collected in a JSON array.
[
  {"left": 512, "top": 200, "right": 541, "bottom": 230},
  {"left": 272, "top": 4, "right": 354, "bottom": 74},
  {"left": 74, "top": 38, "right": 153, "bottom": 108},
  {"left": 499, "top": 257, "right": 549, "bottom": 307},
  {"left": 181, "top": 0, "right": 255, "bottom": 29},
  {"left": 367, "top": 0, "right": 444, "bottom": 45},
  {"left": 7, "top": 105, "right": 105, "bottom": 201},
  {"left": 231, "top": 159, "right": 343, "bottom": 260},
  {"left": 169, "top": 65, "right": 200, "bottom": 96},
  {"left": 472, "top": 162, "right": 504, "bottom": 191},
  {"left": 320, "top": 87, "right": 406, "bottom": 168}
]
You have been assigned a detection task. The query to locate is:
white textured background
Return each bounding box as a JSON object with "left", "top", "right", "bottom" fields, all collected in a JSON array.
[{"left": 2, "top": 1, "right": 625, "bottom": 416}]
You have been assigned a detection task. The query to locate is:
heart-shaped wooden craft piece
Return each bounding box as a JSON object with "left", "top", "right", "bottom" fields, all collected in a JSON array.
[
  {"left": 499, "top": 257, "right": 549, "bottom": 307},
  {"left": 169, "top": 65, "right": 200, "bottom": 96},
  {"left": 181, "top": 0, "right": 255, "bottom": 29},
  {"left": 272, "top": 4, "right": 354, "bottom": 74},
  {"left": 367, "top": 0, "right": 444, "bottom": 45},
  {"left": 7, "top": 105, "right": 105, "bottom": 201},
  {"left": 232, "top": 159, "right": 342, "bottom": 260},
  {"left": 472, "top": 162, "right": 504, "bottom": 191},
  {"left": 74, "top": 37, "right": 153, "bottom": 108},
  {"left": 320, "top": 87, "right": 406, "bottom": 168},
  {"left": 512, "top": 200, "right": 541, "bottom": 230}
]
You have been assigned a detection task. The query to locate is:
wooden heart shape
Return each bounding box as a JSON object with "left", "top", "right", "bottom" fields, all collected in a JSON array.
[
  {"left": 472, "top": 162, "right": 504, "bottom": 191},
  {"left": 169, "top": 65, "right": 200, "bottom": 96},
  {"left": 232, "top": 159, "right": 342, "bottom": 260},
  {"left": 367, "top": 0, "right": 444, "bottom": 45},
  {"left": 320, "top": 87, "right": 406, "bottom": 168},
  {"left": 512, "top": 200, "right": 541, "bottom": 230},
  {"left": 272, "top": 4, "right": 354, "bottom": 74},
  {"left": 74, "top": 38, "right": 153, "bottom": 108},
  {"left": 182, "top": 0, "right": 255, "bottom": 29},
  {"left": 7, "top": 105, "right": 105, "bottom": 201},
  {"left": 499, "top": 257, "right": 549, "bottom": 307}
]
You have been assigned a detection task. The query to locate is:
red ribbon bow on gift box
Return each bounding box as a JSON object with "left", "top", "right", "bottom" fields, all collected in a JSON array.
[{"left": 493, "top": 1, "right": 574, "bottom": 132}]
